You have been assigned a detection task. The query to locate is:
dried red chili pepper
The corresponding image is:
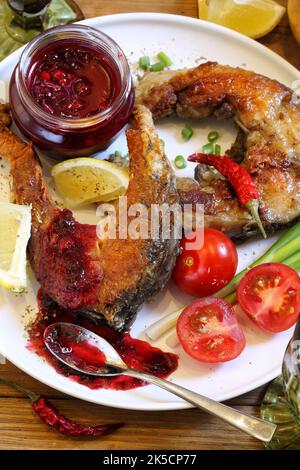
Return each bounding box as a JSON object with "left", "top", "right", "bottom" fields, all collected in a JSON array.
[
  {"left": 188, "top": 153, "right": 267, "bottom": 238},
  {"left": 32, "top": 397, "right": 123, "bottom": 437},
  {"left": 0, "top": 378, "right": 123, "bottom": 437}
]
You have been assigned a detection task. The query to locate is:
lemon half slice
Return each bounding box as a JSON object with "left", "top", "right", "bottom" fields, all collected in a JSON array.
[
  {"left": 198, "top": 0, "right": 286, "bottom": 39},
  {"left": 0, "top": 202, "right": 31, "bottom": 293},
  {"left": 288, "top": 0, "right": 300, "bottom": 45},
  {"left": 51, "top": 158, "right": 129, "bottom": 207}
]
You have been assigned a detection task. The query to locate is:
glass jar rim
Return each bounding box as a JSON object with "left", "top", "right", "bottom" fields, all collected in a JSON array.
[{"left": 15, "top": 24, "right": 132, "bottom": 130}]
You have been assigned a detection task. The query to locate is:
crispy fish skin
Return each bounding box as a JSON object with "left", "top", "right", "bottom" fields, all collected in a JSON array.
[
  {"left": 89, "top": 105, "right": 179, "bottom": 330},
  {"left": 0, "top": 104, "right": 179, "bottom": 331},
  {"left": 136, "top": 62, "right": 300, "bottom": 238}
]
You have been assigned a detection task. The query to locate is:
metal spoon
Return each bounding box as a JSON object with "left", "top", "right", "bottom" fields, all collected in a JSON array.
[{"left": 44, "top": 322, "right": 276, "bottom": 442}]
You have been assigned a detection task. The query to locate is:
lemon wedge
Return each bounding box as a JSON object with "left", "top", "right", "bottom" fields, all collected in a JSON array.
[
  {"left": 198, "top": 0, "right": 286, "bottom": 39},
  {"left": 288, "top": 0, "right": 300, "bottom": 45},
  {"left": 51, "top": 157, "right": 129, "bottom": 207},
  {"left": 0, "top": 202, "right": 31, "bottom": 293}
]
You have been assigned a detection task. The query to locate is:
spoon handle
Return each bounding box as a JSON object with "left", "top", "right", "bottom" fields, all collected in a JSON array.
[{"left": 125, "top": 369, "right": 276, "bottom": 442}]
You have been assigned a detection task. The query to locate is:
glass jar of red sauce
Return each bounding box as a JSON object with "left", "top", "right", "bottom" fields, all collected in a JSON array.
[{"left": 9, "top": 24, "right": 134, "bottom": 159}]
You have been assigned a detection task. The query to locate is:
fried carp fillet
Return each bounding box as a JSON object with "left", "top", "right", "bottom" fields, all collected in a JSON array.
[
  {"left": 0, "top": 104, "right": 179, "bottom": 331},
  {"left": 136, "top": 62, "right": 300, "bottom": 238}
]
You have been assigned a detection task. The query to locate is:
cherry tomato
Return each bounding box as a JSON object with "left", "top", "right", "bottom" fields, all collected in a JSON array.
[
  {"left": 237, "top": 263, "right": 300, "bottom": 333},
  {"left": 172, "top": 228, "right": 238, "bottom": 297},
  {"left": 176, "top": 297, "right": 246, "bottom": 363}
]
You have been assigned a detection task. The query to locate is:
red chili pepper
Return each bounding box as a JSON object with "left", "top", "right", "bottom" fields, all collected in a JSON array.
[
  {"left": 32, "top": 397, "right": 122, "bottom": 437},
  {"left": 188, "top": 153, "right": 267, "bottom": 238},
  {"left": 0, "top": 378, "right": 123, "bottom": 437}
]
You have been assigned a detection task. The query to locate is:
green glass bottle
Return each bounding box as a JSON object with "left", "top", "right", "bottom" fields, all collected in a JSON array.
[
  {"left": 261, "top": 320, "right": 300, "bottom": 449},
  {"left": 0, "top": 0, "right": 84, "bottom": 61}
]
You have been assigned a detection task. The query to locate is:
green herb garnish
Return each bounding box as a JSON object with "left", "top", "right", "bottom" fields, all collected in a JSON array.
[
  {"left": 174, "top": 155, "right": 187, "bottom": 169},
  {"left": 138, "top": 55, "right": 151, "bottom": 71},
  {"left": 181, "top": 125, "right": 193, "bottom": 142},
  {"left": 157, "top": 51, "right": 172, "bottom": 67}
]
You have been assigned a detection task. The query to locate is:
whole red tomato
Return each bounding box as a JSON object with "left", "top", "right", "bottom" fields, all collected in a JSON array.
[{"left": 172, "top": 228, "right": 238, "bottom": 297}]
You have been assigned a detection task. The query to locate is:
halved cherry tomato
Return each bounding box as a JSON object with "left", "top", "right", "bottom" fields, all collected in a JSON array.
[
  {"left": 237, "top": 263, "right": 300, "bottom": 333},
  {"left": 172, "top": 228, "right": 238, "bottom": 297},
  {"left": 176, "top": 297, "right": 246, "bottom": 363}
]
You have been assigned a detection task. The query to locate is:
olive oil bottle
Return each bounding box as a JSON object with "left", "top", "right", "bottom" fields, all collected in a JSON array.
[
  {"left": 261, "top": 321, "right": 300, "bottom": 449},
  {"left": 0, "top": 0, "right": 83, "bottom": 61}
]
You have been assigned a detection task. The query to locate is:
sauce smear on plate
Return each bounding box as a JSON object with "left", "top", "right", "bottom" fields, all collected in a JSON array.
[{"left": 27, "top": 290, "right": 178, "bottom": 391}]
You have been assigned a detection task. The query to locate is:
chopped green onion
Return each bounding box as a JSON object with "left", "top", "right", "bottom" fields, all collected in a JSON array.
[
  {"left": 174, "top": 155, "right": 187, "bottom": 169},
  {"left": 160, "top": 138, "right": 165, "bottom": 149},
  {"left": 208, "top": 131, "right": 220, "bottom": 142},
  {"left": 214, "top": 143, "right": 221, "bottom": 156},
  {"left": 114, "top": 150, "right": 122, "bottom": 157},
  {"left": 138, "top": 55, "right": 151, "bottom": 70},
  {"left": 157, "top": 51, "right": 172, "bottom": 67},
  {"left": 149, "top": 62, "right": 165, "bottom": 72},
  {"left": 181, "top": 125, "right": 193, "bottom": 142},
  {"left": 202, "top": 142, "right": 214, "bottom": 154}
]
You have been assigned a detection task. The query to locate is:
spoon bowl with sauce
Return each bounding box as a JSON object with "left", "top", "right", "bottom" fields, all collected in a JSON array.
[{"left": 44, "top": 322, "right": 276, "bottom": 443}]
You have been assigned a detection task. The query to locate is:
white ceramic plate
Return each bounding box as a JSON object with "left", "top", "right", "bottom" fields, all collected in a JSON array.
[{"left": 0, "top": 13, "right": 299, "bottom": 411}]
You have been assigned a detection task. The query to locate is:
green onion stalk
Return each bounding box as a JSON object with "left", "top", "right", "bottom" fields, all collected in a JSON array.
[
  {"left": 216, "top": 220, "right": 300, "bottom": 301},
  {"left": 145, "top": 221, "right": 300, "bottom": 341}
]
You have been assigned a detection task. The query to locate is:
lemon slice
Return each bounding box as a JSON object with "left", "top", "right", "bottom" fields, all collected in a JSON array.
[
  {"left": 288, "top": 0, "right": 300, "bottom": 45},
  {"left": 198, "top": 0, "right": 286, "bottom": 39},
  {"left": 0, "top": 202, "right": 31, "bottom": 293},
  {"left": 51, "top": 158, "right": 129, "bottom": 207}
]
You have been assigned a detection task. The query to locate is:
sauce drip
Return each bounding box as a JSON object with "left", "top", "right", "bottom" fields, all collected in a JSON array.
[
  {"left": 28, "top": 291, "right": 178, "bottom": 391},
  {"left": 27, "top": 42, "right": 119, "bottom": 118},
  {"left": 34, "top": 209, "right": 102, "bottom": 310}
]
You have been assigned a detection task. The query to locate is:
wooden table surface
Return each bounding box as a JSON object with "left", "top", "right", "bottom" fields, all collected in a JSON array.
[{"left": 1, "top": 0, "right": 299, "bottom": 451}]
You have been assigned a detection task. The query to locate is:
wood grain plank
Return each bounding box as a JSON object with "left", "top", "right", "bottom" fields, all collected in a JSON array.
[
  {"left": 77, "top": 0, "right": 198, "bottom": 20},
  {"left": 0, "top": 398, "right": 263, "bottom": 450}
]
